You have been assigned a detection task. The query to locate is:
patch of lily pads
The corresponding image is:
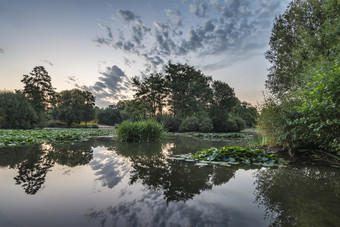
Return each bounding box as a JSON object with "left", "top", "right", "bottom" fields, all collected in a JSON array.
[
  {"left": 169, "top": 132, "right": 251, "bottom": 141},
  {"left": 0, "top": 129, "right": 116, "bottom": 147},
  {"left": 168, "top": 146, "right": 288, "bottom": 168}
]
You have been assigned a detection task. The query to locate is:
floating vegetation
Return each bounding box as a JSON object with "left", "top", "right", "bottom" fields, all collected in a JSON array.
[
  {"left": 168, "top": 146, "right": 287, "bottom": 167},
  {"left": 0, "top": 129, "right": 116, "bottom": 147},
  {"left": 169, "top": 132, "right": 251, "bottom": 141}
]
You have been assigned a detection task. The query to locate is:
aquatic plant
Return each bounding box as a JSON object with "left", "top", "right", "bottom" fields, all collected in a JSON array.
[
  {"left": 0, "top": 129, "right": 115, "bottom": 147},
  {"left": 169, "top": 146, "right": 287, "bottom": 167},
  {"left": 117, "top": 120, "right": 164, "bottom": 142}
]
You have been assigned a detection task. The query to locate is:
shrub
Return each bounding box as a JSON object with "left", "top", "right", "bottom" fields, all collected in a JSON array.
[
  {"left": 199, "top": 117, "right": 213, "bottom": 132},
  {"left": 97, "top": 108, "right": 122, "bottom": 126},
  {"left": 0, "top": 91, "right": 38, "bottom": 129},
  {"left": 159, "top": 114, "right": 181, "bottom": 132},
  {"left": 225, "top": 116, "right": 246, "bottom": 132},
  {"left": 179, "top": 116, "right": 199, "bottom": 132},
  {"left": 117, "top": 120, "right": 164, "bottom": 142},
  {"left": 224, "top": 118, "right": 237, "bottom": 132}
]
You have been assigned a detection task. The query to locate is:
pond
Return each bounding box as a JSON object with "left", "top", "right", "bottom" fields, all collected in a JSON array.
[{"left": 0, "top": 135, "right": 339, "bottom": 227}]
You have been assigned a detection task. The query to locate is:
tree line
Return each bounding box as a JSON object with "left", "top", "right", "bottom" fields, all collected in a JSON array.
[
  {"left": 97, "top": 62, "right": 258, "bottom": 132},
  {"left": 0, "top": 63, "right": 257, "bottom": 132},
  {"left": 0, "top": 66, "right": 95, "bottom": 128}
]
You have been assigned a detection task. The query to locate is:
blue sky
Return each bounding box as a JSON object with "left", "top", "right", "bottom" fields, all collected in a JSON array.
[{"left": 0, "top": 0, "right": 290, "bottom": 107}]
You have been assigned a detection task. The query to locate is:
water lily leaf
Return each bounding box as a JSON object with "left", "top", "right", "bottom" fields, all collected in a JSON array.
[{"left": 195, "top": 163, "right": 208, "bottom": 166}]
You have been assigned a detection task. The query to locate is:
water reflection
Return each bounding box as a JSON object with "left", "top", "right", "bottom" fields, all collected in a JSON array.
[
  {"left": 14, "top": 144, "right": 54, "bottom": 195},
  {"left": 254, "top": 165, "right": 340, "bottom": 226},
  {"left": 85, "top": 189, "right": 236, "bottom": 227},
  {"left": 1, "top": 136, "right": 339, "bottom": 226},
  {"left": 112, "top": 138, "right": 236, "bottom": 203},
  {"left": 0, "top": 139, "right": 101, "bottom": 195}
]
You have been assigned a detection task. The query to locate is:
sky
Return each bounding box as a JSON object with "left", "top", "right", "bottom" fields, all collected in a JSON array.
[{"left": 0, "top": 0, "right": 290, "bottom": 107}]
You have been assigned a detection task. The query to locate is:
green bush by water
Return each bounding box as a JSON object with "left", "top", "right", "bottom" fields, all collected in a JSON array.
[{"left": 117, "top": 120, "right": 164, "bottom": 142}]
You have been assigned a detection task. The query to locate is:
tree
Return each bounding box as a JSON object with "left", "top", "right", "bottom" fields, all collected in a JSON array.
[
  {"left": 165, "top": 63, "right": 213, "bottom": 118},
  {"left": 132, "top": 73, "right": 167, "bottom": 117},
  {"left": 21, "top": 66, "right": 56, "bottom": 113},
  {"left": 123, "top": 99, "right": 148, "bottom": 121},
  {"left": 265, "top": 0, "right": 326, "bottom": 95},
  {"left": 97, "top": 107, "right": 123, "bottom": 126},
  {"left": 82, "top": 91, "right": 96, "bottom": 127},
  {"left": 0, "top": 91, "right": 38, "bottom": 129},
  {"left": 259, "top": 0, "right": 340, "bottom": 155},
  {"left": 55, "top": 89, "right": 95, "bottom": 127},
  {"left": 232, "top": 101, "right": 258, "bottom": 128},
  {"left": 209, "top": 80, "right": 237, "bottom": 131}
]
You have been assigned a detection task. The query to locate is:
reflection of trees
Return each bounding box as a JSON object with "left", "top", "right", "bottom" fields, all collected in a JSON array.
[
  {"left": 51, "top": 140, "right": 94, "bottom": 167},
  {"left": 254, "top": 166, "right": 340, "bottom": 226},
  {"left": 14, "top": 144, "right": 54, "bottom": 195},
  {"left": 114, "top": 137, "right": 236, "bottom": 203},
  {"left": 0, "top": 138, "right": 106, "bottom": 195}
]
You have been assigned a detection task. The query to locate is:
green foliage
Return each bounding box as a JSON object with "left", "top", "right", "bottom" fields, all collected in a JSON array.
[
  {"left": 259, "top": 61, "right": 340, "bottom": 154},
  {"left": 260, "top": 0, "right": 340, "bottom": 159},
  {"left": 55, "top": 89, "right": 95, "bottom": 127},
  {"left": 117, "top": 120, "right": 164, "bottom": 142},
  {"left": 0, "top": 129, "right": 115, "bottom": 147},
  {"left": 132, "top": 73, "right": 167, "bottom": 116},
  {"left": 289, "top": 60, "right": 340, "bottom": 152},
  {"left": 232, "top": 101, "right": 258, "bottom": 128},
  {"left": 226, "top": 116, "right": 246, "bottom": 132},
  {"left": 198, "top": 117, "right": 213, "bottom": 132},
  {"left": 179, "top": 116, "right": 200, "bottom": 132},
  {"left": 165, "top": 63, "right": 213, "bottom": 118},
  {"left": 170, "top": 146, "right": 287, "bottom": 167},
  {"left": 187, "top": 132, "right": 248, "bottom": 140},
  {"left": 97, "top": 107, "right": 123, "bottom": 126},
  {"left": 265, "top": 0, "right": 339, "bottom": 95},
  {"left": 209, "top": 80, "right": 238, "bottom": 131},
  {"left": 21, "top": 66, "right": 56, "bottom": 113},
  {"left": 158, "top": 114, "right": 181, "bottom": 132},
  {"left": 0, "top": 91, "right": 38, "bottom": 129},
  {"left": 123, "top": 100, "right": 148, "bottom": 121}
]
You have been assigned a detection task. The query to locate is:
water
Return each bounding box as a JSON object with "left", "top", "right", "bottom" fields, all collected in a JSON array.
[{"left": 0, "top": 136, "right": 339, "bottom": 227}]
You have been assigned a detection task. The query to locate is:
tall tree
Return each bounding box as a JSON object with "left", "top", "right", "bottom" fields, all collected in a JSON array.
[
  {"left": 21, "top": 66, "right": 56, "bottom": 113},
  {"left": 265, "top": 0, "right": 326, "bottom": 95},
  {"left": 55, "top": 89, "right": 95, "bottom": 127},
  {"left": 165, "top": 63, "right": 213, "bottom": 118},
  {"left": 209, "top": 80, "right": 237, "bottom": 131},
  {"left": 81, "top": 91, "right": 95, "bottom": 127},
  {"left": 132, "top": 73, "right": 167, "bottom": 116}
]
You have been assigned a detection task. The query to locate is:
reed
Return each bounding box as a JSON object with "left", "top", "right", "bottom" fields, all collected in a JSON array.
[{"left": 117, "top": 120, "right": 164, "bottom": 142}]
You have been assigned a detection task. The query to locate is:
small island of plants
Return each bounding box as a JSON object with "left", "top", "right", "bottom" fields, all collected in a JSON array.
[
  {"left": 117, "top": 120, "right": 164, "bottom": 142},
  {"left": 169, "top": 146, "right": 288, "bottom": 168}
]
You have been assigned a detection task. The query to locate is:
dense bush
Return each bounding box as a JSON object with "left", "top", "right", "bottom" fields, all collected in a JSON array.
[
  {"left": 159, "top": 114, "right": 181, "bottom": 132},
  {"left": 258, "top": 61, "right": 340, "bottom": 153},
  {"left": 225, "top": 116, "right": 246, "bottom": 132},
  {"left": 97, "top": 108, "right": 123, "bottom": 126},
  {"left": 117, "top": 120, "right": 164, "bottom": 142},
  {"left": 179, "top": 116, "right": 200, "bottom": 132},
  {"left": 290, "top": 61, "right": 340, "bottom": 152},
  {"left": 199, "top": 117, "right": 213, "bottom": 132},
  {"left": 0, "top": 91, "right": 38, "bottom": 129}
]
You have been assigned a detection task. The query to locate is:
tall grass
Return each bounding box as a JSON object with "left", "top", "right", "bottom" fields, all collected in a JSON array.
[{"left": 117, "top": 120, "right": 164, "bottom": 142}]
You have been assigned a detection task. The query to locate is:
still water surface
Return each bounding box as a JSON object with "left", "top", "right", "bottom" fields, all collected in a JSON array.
[{"left": 0, "top": 136, "right": 339, "bottom": 227}]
